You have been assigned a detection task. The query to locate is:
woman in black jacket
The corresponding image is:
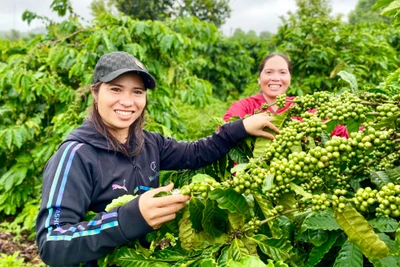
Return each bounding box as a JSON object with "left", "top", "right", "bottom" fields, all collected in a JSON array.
[{"left": 36, "top": 51, "right": 279, "bottom": 266}]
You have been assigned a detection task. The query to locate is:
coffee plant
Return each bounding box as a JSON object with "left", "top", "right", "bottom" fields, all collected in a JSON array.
[{"left": 98, "top": 84, "right": 400, "bottom": 266}]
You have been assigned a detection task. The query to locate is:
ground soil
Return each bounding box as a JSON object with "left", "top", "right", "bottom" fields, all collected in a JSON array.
[{"left": 0, "top": 228, "right": 43, "bottom": 265}]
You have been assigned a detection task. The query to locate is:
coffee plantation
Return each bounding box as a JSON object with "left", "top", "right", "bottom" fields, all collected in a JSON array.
[{"left": 99, "top": 89, "right": 400, "bottom": 266}]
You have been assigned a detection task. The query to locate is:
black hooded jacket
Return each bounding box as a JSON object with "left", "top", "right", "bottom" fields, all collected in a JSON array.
[{"left": 36, "top": 119, "right": 248, "bottom": 266}]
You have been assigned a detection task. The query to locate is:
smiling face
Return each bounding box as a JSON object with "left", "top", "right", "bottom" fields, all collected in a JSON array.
[
  {"left": 91, "top": 72, "right": 146, "bottom": 142},
  {"left": 258, "top": 55, "right": 291, "bottom": 102}
]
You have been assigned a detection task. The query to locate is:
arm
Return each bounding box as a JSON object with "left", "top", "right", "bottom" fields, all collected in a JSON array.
[
  {"left": 159, "top": 114, "right": 278, "bottom": 170},
  {"left": 36, "top": 142, "right": 153, "bottom": 266}
]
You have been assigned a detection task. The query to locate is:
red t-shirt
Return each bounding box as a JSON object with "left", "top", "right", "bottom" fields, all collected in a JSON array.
[{"left": 223, "top": 93, "right": 295, "bottom": 122}]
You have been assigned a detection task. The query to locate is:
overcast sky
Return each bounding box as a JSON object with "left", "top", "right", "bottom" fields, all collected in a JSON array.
[{"left": 1, "top": 0, "right": 359, "bottom": 35}]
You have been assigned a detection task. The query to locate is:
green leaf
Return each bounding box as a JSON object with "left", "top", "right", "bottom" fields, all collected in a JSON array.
[
  {"left": 198, "top": 258, "right": 217, "bottom": 267},
  {"left": 305, "top": 231, "right": 340, "bottom": 267},
  {"left": 308, "top": 229, "right": 329, "bottom": 246},
  {"left": 0, "top": 129, "right": 12, "bottom": 150},
  {"left": 202, "top": 198, "right": 228, "bottom": 237},
  {"left": 387, "top": 167, "right": 400, "bottom": 181},
  {"left": 290, "top": 183, "right": 312, "bottom": 198},
  {"left": 249, "top": 234, "right": 292, "bottom": 261},
  {"left": 372, "top": 0, "right": 394, "bottom": 11},
  {"left": 113, "top": 247, "right": 170, "bottom": 267},
  {"left": 179, "top": 209, "right": 210, "bottom": 251},
  {"left": 208, "top": 188, "right": 250, "bottom": 216},
  {"left": 253, "top": 111, "right": 289, "bottom": 158},
  {"left": 189, "top": 197, "right": 205, "bottom": 231},
  {"left": 368, "top": 256, "right": 400, "bottom": 267},
  {"left": 324, "top": 120, "right": 338, "bottom": 135},
  {"left": 226, "top": 238, "right": 250, "bottom": 261},
  {"left": 262, "top": 174, "right": 274, "bottom": 192},
  {"left": 277, "top": 192, "right": 296, "bottom": 211},
  {"left": 345, "top": 119, "right": 363, "bottom": 133},
  {"left": 337, "top": 70, "right": 358, "bottom": 93},
  {"left": 151, "top": 249, "right": 187, "bottom": 261},
  {"left": 381, "top": 0, "right": 400, "bottom": 16},
  {"left": 227, "top": 255, "right": 268, "bottom": 267},
  {"left": 396, "top": 225, "right": 400, "bottom": 256},
  {"left": 335, "top": 206, "right": 390, "bottom": 259},
  {"left": 230, "top": 163, "right": 248, "bottom": 174},
  {"left": 105, "top": 194, "right": 137, "bottom": 212},
  {"left": 228, "top": 212, "right": 246, "bottom": 230},
  {"left": 253, "top": 192, "right": 274, "bottom": 218},
  {"left": 369, "top": 216, "right": 398, "bottom": 233},
  {"left": 192, "top": 174, "right": 215, "bottom": 184},
  {"left": 303, "top": 209, "right": 341, "bottom": 231},
  {"left": 333, "top": 240, "right": 363, "bottom": 267},
  {"left": 370, "top": 171, "right": 394, "bottom": 189}
]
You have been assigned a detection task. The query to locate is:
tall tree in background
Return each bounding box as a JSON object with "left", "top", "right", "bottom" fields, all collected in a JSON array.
[
  {"left": 178, "top": 0, "right": 231, "bottom": 27},
  {"left": 105, "top": 0, "right": 231, "bottom": 27},
  {"left": 113, "top": 0, "right": 175, "bottom": 20},
  {"left": 348, "top": 0, "right": 390, "bottom": 25}
]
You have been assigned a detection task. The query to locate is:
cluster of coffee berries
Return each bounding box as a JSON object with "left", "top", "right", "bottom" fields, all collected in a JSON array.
[
  {"left": 276, "top": 94, "right": 287, "bottom": 108},
  {"left": 375, "top": 103, "right": 399, "bottom": 121},
  {"left": 352, "top": 187, "right": 378, "bottom": 213},
  {"left": 377, "top": 151, "right": 400, "bottom": 170},
  {"left": 311, "top": 193, "right": 331, "bottom": 211},
  {"left": 331, "top": 189, "right": 349, "bottom": 213},
  {"left": 224, "top": 168, "right": 266, "bottom": 195},
  {"left": 318, "top": 99, "right": 369, "bottom": 122},
  {"left": 376, "top": 183, "right": 400, "bottom": 218},
  {"left": 360, "top": 92, "right": 390, "bottom": 102},
  {"left": 244, "top": 217, "right": 262, "bottom": 236},
  {"left": 180, "top": 178, "right": 220, "bottom": 197},
  {"left": 301, "top": 176, "right": 324, "bottom": 193}
]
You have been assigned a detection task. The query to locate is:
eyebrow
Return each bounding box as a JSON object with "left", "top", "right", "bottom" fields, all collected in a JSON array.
[{"left": 108, "top": 83, "right": 145, "bottom": 90}]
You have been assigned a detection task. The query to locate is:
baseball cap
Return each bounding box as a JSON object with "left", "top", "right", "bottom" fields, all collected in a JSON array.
[{"left": 92, "top": 52, "right": 156, "bottom": 89}]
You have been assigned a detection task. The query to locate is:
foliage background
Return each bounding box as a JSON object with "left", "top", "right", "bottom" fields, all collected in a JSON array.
[{"left": 0, "top": 0, "right": 400, "bottom": 265}]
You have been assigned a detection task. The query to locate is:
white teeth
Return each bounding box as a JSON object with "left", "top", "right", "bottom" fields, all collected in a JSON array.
[
  {"left": 269, "top": 85, "right": 281, "bottom": 89},
  {"left": 115, "top": 110, "right": 133, "bottom": 116}
]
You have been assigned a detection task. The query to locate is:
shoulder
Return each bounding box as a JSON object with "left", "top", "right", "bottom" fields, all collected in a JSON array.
[{"left": 51, "top": 141, "right": 99, "bottom": 166}]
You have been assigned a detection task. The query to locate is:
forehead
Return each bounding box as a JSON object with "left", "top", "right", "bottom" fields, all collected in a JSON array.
[{"left": 263, "top": 56, "right": 289, "bottom": 70}]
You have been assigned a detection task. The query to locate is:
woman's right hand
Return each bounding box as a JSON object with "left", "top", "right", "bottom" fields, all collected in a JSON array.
[{"left": 138, "top": 183, "right": 190, "bottom": 229}]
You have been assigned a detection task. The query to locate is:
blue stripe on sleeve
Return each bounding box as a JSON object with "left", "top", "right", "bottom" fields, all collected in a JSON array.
[
  {"left": 45, "top": 142, "right": 77, "bottom": 229},
  {"left": 44, "top": 142, "right": 120, "bottom": 241}
]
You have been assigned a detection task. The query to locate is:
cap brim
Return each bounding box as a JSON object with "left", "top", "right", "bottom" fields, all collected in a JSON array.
[{"left": 99, "top": 68, "right": 156, "bottom": 89}]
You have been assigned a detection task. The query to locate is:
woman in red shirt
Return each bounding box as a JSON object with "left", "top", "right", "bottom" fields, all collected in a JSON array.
[{"left": 223, "top": 53, "right": 295, "bottom": 121}]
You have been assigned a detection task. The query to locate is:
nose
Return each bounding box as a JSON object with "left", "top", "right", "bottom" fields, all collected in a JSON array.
[
  {"left": 271, "top": 74, "right": 280, "bottom": 81},
  {"left": 119, "top": 94, "right": 134, "bottom": 107}
]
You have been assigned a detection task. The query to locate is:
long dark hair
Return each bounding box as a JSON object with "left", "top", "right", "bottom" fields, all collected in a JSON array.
[
  {"left": 89, "top": 82, "right": 145, "bottom": 157},
  {"left": 258, "top": 53, "right": 292, "bottom": 76}
]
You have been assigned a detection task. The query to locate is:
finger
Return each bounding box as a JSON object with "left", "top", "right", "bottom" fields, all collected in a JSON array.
[
  {"left": 150, "top": 213, "right": 178, "bottom": 229},
  {"left": 151, "top": 194, "right": 190, "bottom": 207},
  {"left": 259, "top": 131, "right": 275, "bottom": 140},
  {"left": 156, "top": 202, "right": 186, "bottom": 217},
  {"left": 265, "top": 122, "right": 280, "bottom": 133},
  {"left": 146, "top": 183, "right": 174, "bottom": 197}
]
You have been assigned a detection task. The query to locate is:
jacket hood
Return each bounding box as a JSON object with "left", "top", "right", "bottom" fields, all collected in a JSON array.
[{"left": 62, "top": 120, "right": 112, "bottom": 151}]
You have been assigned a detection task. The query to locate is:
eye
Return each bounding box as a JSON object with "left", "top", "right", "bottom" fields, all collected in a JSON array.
[
  {"left": 110, "top": 87, "right": 121, "bottom": 92},
  {"left": 134, "top": 89, "right": 146, "bottom": 95}
]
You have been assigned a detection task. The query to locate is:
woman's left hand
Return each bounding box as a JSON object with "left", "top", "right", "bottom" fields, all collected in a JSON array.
[{"left": 242, "top": 113, "right": 279, "bottom": 139}]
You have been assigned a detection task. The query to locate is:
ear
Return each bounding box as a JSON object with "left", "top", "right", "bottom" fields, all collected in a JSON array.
[
  {"left": 257, "top": 77, "right": 261, "bottom": 86},
  {"left": 90, "top": 85, "right": 98, "bottom": 102}
]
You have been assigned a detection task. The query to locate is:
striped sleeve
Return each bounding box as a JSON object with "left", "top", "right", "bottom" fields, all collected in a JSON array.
[{"left": 35, "top": 141, "right": 130, "bottom": 266}]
